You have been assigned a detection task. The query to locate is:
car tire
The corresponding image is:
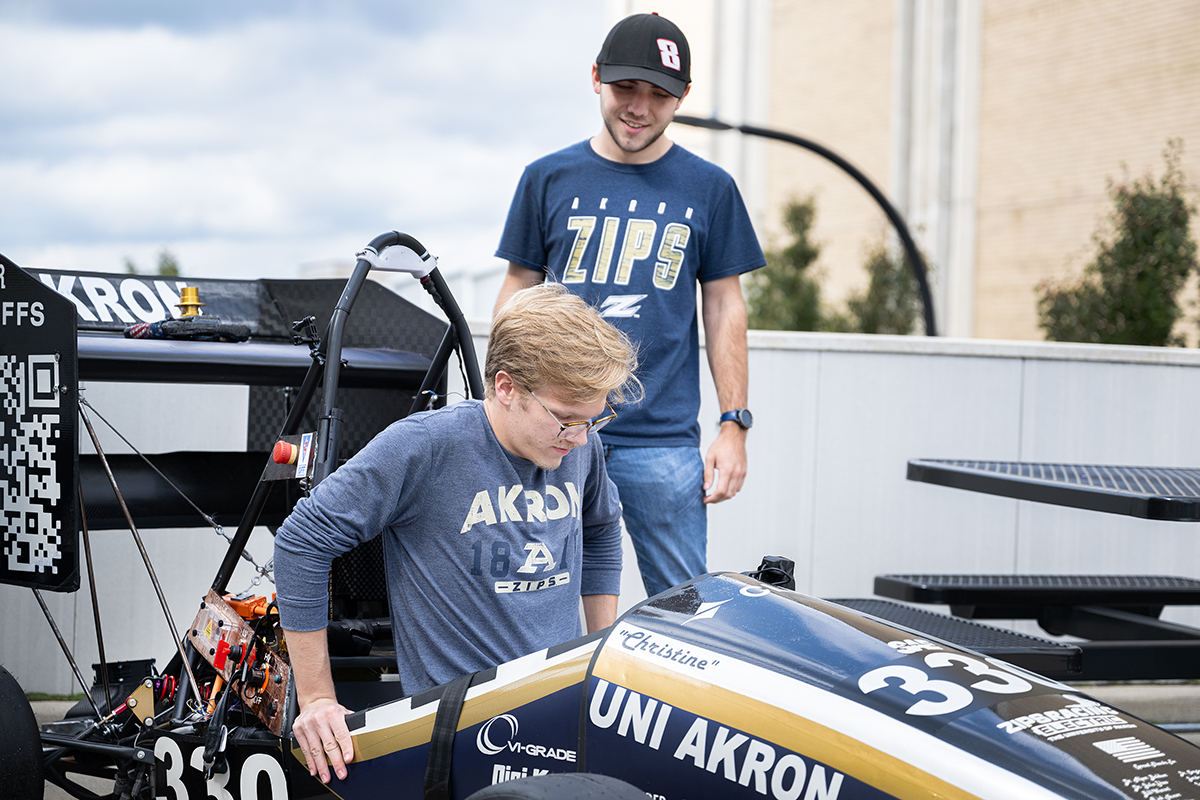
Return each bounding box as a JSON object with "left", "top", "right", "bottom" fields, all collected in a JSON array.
[
  {"left": 462, "top": 772, "right": 646, "bottom": 799},
  {"left": 0, "top": 664, "right": 44, "bottom": 800}
]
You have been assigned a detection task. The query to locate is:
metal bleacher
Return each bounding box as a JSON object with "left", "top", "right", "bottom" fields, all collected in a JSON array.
[
  {"left": 875, "top": 460, "right": 1200, "bottom": 681},
  {"left": 872, "top": 574, "right": 1200, "bottom": 682},
  {"left": 829, "top": 597, "right": 1082, "bottom": 677}
]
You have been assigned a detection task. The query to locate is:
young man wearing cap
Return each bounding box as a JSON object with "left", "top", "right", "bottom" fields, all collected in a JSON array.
[
  {"left": 494, "top": 13, "right": 766, "bottom": 598},
  {"left": 275, "top": 284, "right": 639, "bottom": 783}
]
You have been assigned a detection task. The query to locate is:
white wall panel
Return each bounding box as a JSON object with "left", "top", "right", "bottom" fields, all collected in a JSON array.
[
  {"left": 704, "top": 347, "right": 822, "bottom": 595},
  {"left": 78, "top": 382, "right": 249, "bottom": 455},
  {"left": 809, "top": 351, "right": 1024, "bottom": 597}
]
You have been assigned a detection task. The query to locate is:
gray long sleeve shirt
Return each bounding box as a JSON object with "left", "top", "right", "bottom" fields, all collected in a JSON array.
[{"left": 273, "top": 400, "right": 623, "bottom": 694}]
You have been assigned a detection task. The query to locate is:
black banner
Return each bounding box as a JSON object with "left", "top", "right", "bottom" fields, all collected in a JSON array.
[
  {"left": 30, "top": 268, "right": 264, "bottom": 335},
  {"left": 0, "top": 255, "right": 79, "bottom": 591}
]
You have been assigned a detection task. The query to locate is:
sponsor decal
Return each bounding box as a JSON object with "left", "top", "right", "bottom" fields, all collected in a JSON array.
[
  {"left": 28, "top": 269, "right": 263, "bottom": 334},
  {"left": 491, "top": 764, "right": 549, "bottom": 784},
  {"left": 589, "top": 680, "right": 845, "bottom": 800},
  {"left": 476, "top": 713, "right": 577, "bottom": 763},
  {"left": 990, "top": 692, "right": 1200, "bottom": 798},
  {"left": 996, "top": 695, "right": 1136, "bottom": 743},
  {"left": 477, "top": 714, "right": 518, "bottom": 756}
]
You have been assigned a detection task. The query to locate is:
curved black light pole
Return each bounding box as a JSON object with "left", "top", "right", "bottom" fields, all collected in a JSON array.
[{"left": 675, "top": 115, "right": 938, "bottom": 337}]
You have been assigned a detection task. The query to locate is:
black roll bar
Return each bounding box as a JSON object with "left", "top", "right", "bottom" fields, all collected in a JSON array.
[{"left": 211, "top": 231, "right": 484, "bottom": 593}]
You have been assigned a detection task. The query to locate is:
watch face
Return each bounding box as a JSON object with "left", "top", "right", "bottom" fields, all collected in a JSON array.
[{"left": 737, "top": 409, "right": 753, "bottom": 429}]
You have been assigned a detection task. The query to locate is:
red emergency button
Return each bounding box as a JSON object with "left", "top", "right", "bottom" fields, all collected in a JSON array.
[{"left": 272, "top": 440, "right": 298, "bottom": 465}]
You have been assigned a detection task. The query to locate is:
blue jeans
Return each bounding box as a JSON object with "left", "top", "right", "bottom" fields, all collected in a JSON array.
[{"left": 603, "top": 444, "right": 707, "bottom": 597}]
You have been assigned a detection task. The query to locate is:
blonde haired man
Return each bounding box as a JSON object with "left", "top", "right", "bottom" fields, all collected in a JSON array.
[{"left": 275, "top": 283, "right": 638, "bottom": 784}]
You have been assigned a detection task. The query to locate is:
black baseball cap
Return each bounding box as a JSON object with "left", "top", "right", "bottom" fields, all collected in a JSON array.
[{"left": 596, "top": 13, "right": 691, "bottom": 99}]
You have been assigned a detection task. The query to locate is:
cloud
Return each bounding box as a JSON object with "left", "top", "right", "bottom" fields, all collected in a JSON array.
[{"left": 0, "top": 0, "right": 604, "bottom": 288}]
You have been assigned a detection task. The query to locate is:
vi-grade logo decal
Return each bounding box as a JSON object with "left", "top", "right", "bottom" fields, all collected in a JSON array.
[
  {"left": 476, "top": 714, "right": 577, "bottom": 762},
  {"left": 477, "top": 714, "right": 518, "bottom": 756}
]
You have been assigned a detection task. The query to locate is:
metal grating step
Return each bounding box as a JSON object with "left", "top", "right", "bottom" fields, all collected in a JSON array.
[
  {"left": 875, "top": 574, "right": 1200, "bottom": 608},
  {"left": 907, "top": 459, "right": 1200, "bottom": 520},
  {"left": 828, "top": 598, "right": 1081, "bottom": 677}
]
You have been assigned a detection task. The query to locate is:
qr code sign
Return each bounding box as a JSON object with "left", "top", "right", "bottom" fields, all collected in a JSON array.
[{"left": 1, "top": 353, "right": 64, "bottom": 575}]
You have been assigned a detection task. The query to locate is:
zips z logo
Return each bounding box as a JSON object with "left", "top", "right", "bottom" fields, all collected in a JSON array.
[
  {"left": 657, "top": 39, "right": 681, "bottom": 71},
  {"left": 600, "top": 294, "right": 647, "bottom": 319}
]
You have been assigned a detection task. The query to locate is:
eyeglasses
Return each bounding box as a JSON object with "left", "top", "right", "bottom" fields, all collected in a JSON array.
[{"left": 530, "top": 391, "right": 617, "bottom": 440}]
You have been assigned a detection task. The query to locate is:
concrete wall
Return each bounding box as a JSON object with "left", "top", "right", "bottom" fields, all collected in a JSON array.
[{"left": 6, "top": 330, "right": 1200, "bottom": 693}]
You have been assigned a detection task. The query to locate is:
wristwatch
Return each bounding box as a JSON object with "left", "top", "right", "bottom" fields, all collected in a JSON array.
[{"left": 719, "top": 408, "right": 753, "bottom": 430}]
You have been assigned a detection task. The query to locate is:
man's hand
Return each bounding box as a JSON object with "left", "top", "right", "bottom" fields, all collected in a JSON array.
[
  {"left": 703, "top": 423, "right": 747, "bottom": 504},
  {"left": 283, "top": 627, "right": 353, "bottom": 783},
  {"left": 292, "top": 696, "right": 355, "bottom": 784}
]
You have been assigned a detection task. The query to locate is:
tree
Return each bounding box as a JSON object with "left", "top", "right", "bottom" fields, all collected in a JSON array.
[
  {"left": 1037, "top": 141, "right": 1197, "bottom": 347},
  {"left": 124, "top": 248, "right": 182, "bottom": 276},
  {"left": 746, "top": 196, "right": 925, "bottom": 335},
  {"left": 155, "top": 249, "right": 181, "bottom": 277},
  {"left": 843, "top": 243, "right": 923, "bottom": 335},
  {"left": 745, "top": 197, "right": 825, "bottom": 331}
]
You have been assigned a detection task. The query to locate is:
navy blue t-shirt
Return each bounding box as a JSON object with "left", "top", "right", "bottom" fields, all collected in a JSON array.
[{"left": 496, "top": 141, "right": 764, "bottom": 447}]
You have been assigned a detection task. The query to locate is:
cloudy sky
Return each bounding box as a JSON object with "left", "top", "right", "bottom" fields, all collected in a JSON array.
[{"left": 0, "top": 0, "right": 606, "bottom": 283}]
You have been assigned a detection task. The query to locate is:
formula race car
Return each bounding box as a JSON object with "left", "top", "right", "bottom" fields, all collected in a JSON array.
[{"left": 4, "top": 233, "right": 1200, "bottom": 800}]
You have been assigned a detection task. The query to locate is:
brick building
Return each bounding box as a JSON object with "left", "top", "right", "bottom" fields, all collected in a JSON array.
[{"left": 610, "top": 0, "right": 1200, "bottom": 340}]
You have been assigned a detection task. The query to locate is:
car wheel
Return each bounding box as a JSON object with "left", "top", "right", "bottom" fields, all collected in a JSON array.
[
  {"left": 463, "top": 772, "right": 646, "bottom": 799},
  {"left": 0, "top": 664, "right": 44, "bottom": 800}
]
